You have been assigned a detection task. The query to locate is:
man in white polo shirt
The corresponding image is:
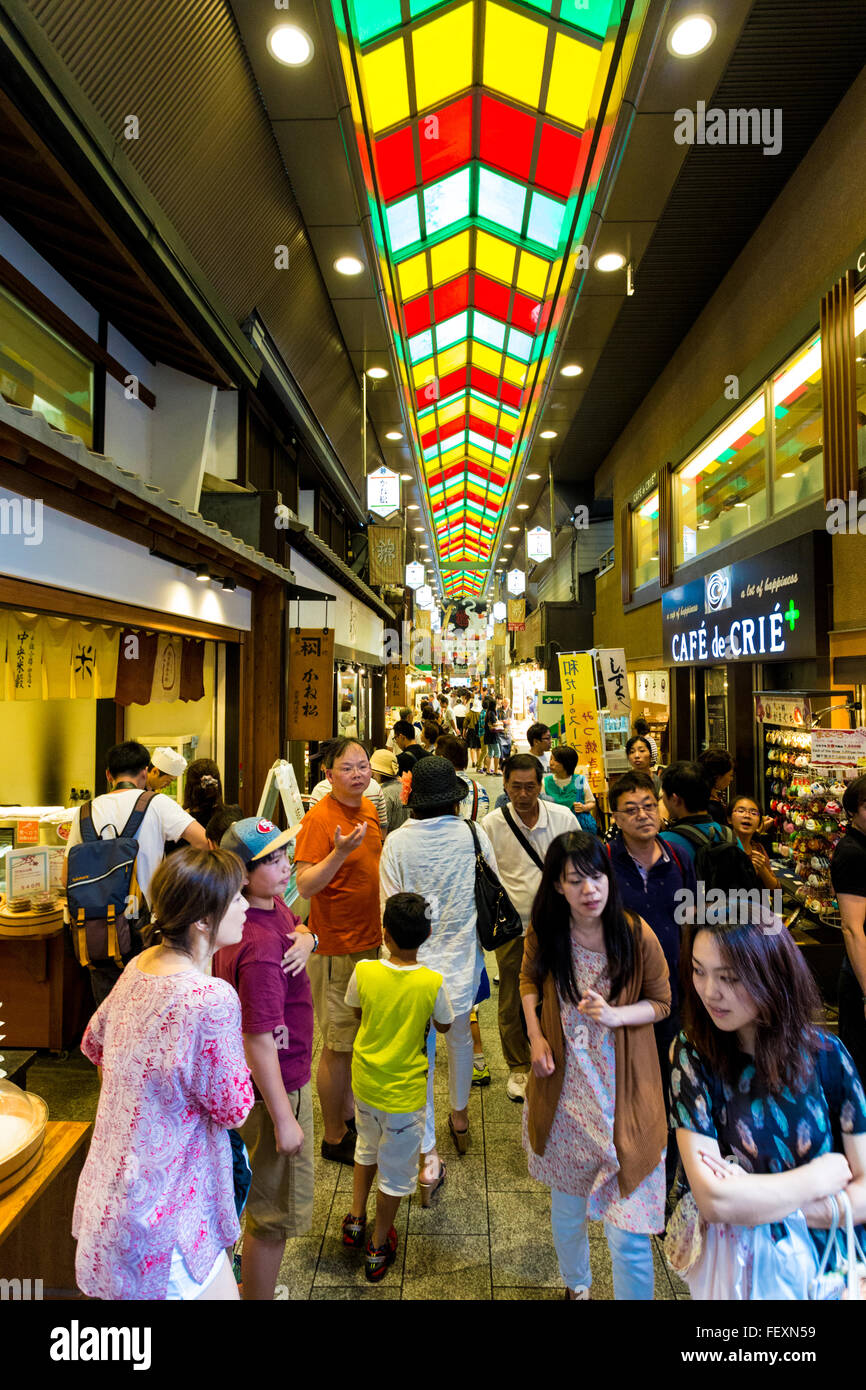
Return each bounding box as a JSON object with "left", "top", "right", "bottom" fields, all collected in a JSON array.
[{"left": 483, "top": 753, "right": 579, "bottom": 1101}]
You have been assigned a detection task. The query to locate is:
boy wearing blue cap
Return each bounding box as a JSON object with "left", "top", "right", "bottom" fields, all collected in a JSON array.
[{"left": 213, "top": 816, "right": 316, "bottom": 1300}]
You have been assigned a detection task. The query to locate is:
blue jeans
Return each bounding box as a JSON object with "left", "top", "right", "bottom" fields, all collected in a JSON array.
[{"left": 551, "top": 1190, "right": 655, "bottom": 1300}]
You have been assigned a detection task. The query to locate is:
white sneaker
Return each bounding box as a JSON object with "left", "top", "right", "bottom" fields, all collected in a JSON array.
[{"left": 506, "top": 1072, "right": 528, "bottom": 1102}]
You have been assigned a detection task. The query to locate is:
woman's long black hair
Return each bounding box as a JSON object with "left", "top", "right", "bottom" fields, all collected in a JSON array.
[{"left": 529, "top": 831, "right": 638, "bottom": 1003}]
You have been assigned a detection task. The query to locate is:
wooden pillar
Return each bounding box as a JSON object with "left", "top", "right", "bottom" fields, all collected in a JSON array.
[
  {"left": 239, "top": 579, "right": 285, "bottom": 812},
  {"left": 821, "top": 269, "right": 858, "bottom": 503}
]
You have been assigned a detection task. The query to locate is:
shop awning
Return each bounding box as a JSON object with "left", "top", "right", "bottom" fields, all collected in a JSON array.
[{"left": 285, "top": 582, "right": 336, "bottom": 603}]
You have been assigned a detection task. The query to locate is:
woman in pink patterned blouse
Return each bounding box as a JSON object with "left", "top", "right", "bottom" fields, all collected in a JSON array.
[{"left": 73, "top": 849, "right": 254, "bottom": 1300}]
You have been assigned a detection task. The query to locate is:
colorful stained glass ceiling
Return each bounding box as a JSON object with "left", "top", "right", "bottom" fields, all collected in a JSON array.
[{"left": 332, "top": 0, "right": 635, "bottom": 596}]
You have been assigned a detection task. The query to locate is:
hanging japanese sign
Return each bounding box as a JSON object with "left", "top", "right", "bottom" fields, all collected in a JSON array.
[
  {"left": 558, "top": 652, "right": 603, "bottom": 790},
  {"left": 405, "top": 561, "right": 425, "bottom": 590},
  {"left": 366, "top": 466, "right": 400, "bottom": 518},
  {"left": 492, "top": 601, "right": 507, "bottom": 621},
  {"left": 507, "top": 599, "right": 525, "bottom": 631},
  {"left": 597, "top": 648, "right": 631, "bottom": 717},
  {"left": 287, "top": 628, "right": 335, "bottom": 740},
  {"left": 386, "top": 664, "right": 406, "bottom": 707},
  {"left": 754, "top": 693, "right": 811, "bottom": 728},
  {"left": 368, "top": 524, "right": 404, "bottom": 585},
  {"left": 507, "top": 568, "right": 526, "bottom": 596},
  {"left": 415, "top": 584, "right": 433, "bottom": 609},
  {"left": 494, "top": 621, "right": 506, "bottom": 647},
  {"left": 538, "top": 691, "right": 565, "bottom": 742},
  {"left": 526, "top": 527, "right": 552, "bottom": 562},
  {"left": 635, "top": 670, "right": 668, "bottom": 706}
]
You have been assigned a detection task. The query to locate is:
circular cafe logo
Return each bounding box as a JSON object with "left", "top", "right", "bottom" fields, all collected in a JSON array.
[{"left": 705, "top": 569, "right": 731, "bottom": 612}]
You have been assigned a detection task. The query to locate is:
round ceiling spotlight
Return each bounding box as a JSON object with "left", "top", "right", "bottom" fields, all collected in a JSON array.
[
  {"left": 267, "top": 24, "right": 315, "bottom": 66},
  {"left": 560, "top": 363, "right": 583, "bottom": 377},
  {"left": 526, "top": 473, "right": 541, "bottom": 480},
  {"left": 539, "top": 430, "right": 558, "bottom": 439},
  {"left": 334, "top": 255, "right": 364, "bottom": 275},
  {"left": 366, "top": 366, "right": 389, "bottom": 379},
  {"left": 667, "top": 13, "right": 716, "bottom": 57},
  {"left": 595, "top": 252, "right": 626, "bottom": 273},
  {"left": 386, "top": 431, "right": 404, "bottom": 441}
]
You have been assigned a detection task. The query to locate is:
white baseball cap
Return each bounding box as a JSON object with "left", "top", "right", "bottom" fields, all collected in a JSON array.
[{"left": 151, "top": 747, "right": 188, "bottom": 778}]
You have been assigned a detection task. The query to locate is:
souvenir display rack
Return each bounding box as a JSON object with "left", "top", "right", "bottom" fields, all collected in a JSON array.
[{"left": 764, "top": 726, "right": 845, "bottom": 924}]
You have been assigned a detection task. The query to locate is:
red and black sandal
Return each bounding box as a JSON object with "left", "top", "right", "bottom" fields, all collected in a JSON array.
[
  {"left": 364, "top": 1227, "right": 398, "bottom": 1282},
  {"left": 341, "top": 1212, "right": 366, "bottom": 1249}
]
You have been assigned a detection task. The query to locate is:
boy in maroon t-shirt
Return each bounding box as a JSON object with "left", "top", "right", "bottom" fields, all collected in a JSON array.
[{"left": 214, "top": 817, "right": 316, "bottom": 1301}]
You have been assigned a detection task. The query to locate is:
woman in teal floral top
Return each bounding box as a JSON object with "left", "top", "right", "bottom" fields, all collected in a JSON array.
[{"left": 670, "top": 914, "right": 866, "bottom": 1263}]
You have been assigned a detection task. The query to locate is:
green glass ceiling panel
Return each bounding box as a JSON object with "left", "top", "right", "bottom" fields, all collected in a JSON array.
[
  {"left": 506, "top": 326, "right": 533, "bottom": 362},
  {"left": 559, "top": 0, "right": 614, "bottom": 40},
  {"left": 386, "top": 195, "right": 421, "bottom": 253},
  {"left": 473, "top": 312, "right": 506, "bottom": 351},
  {"left": 352, "top": 0, "right": 403, "bottom": 45},
  {"left": 424, "top": 169, "right": 472, "bottom": 237},
  {"left": 408, "top": 328, "right": 435, "bottom": 362}
]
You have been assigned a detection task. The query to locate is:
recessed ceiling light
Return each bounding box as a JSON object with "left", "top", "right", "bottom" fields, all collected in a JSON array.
[
  {"left": 366, "top": 366, "right": 388, "bottom": 379},
  {"left": 781, "top": 471, "right": 795, "bottom": 478},
  {"left": 407, "top": 504, "right": 419, "bottom": 510},
  {"left": 385, "top": 431, "right": 404, "bottom": 441},
  {"left": 504, "top": 544, "right": 513, "bottom": 550},
  {"left": 595, "top": 252, "right": 626, "bottom": 273},
  {"left": 734, "top": 502, "right": 747, "bottom": 508},
  {"left": 560, "top": 363, "right": 583, "bottom": 377},
  {"left": 667, "top": 14, "right": 716, "bottom": 57},
  {"left": 334, "top": 255, "right": 364, "bottom": 276},
  {"left": 413, "top": 526, "right": 424, "bottom": 532},
  {"left": 508, "top": 526, "right": 520, "bottom": 532},
  {"left": 527, "top": 472, "right": 541, "bottom": 480},
  {"left": 517, "top": 503, "right": 529, "bottom": 510},
  {"left": 399, "top": 473, "right": 413, "bottom": 480},
  {"left": 267, "top": 23, "right": 314, "bottom": 65},
  {"left": 539, "top": 430, "right": 557, "bottom": 439}
]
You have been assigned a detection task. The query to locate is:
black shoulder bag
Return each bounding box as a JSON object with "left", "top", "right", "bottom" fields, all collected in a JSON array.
[
  {"left": 502, "top": 805, "right": 545, "bottom": 871},
  {"left": 467, "top": 819, "right": 523, "bottom": 952}
]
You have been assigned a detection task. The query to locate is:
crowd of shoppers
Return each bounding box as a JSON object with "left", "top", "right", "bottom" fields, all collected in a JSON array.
[{"left": 67, "top": 716, "right": 866, "bottom": 1303}]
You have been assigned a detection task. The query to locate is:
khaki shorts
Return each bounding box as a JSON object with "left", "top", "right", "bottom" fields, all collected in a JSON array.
[
  {"left": 307, "top": 947, "right": 380, "bottom": 1052},
  {"left": 354, "top": 1099, "right": 426, "bottom": 1198},
  {"left": 240, "top": 1083, "right": 314, "bottom": 1241}
]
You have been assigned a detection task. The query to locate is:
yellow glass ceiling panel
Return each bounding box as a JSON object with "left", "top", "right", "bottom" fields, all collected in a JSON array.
[
  {"left": 471, "top": 341, "right": 503, "bottom": 376},
  {"left": 430, "top": 232, "right": 471, "bottom": 285},
  {"left": 440, "top": 443, "right": 468, "bottom": 468},
  {"left": 362, "top": 39, "right": 411, "bottom": 132},
  {"left": 413, "top": 5, "right": 474, "bottom": 110},
  {"left": 471, "top": 398, "right": 501, "bottom": 427},
  {"left": 398, "top": 252, "right": 429, "bottom": 302},
  {"left": 436, "top": 341, "right": 469, "bottom": 375},
  {"left": 475, "top": 230, "right": 519, "bottom": 286},
  {"left": 436, "top": 397, "right": 469, "bottom": 427},
  {"left": 483, "top": 3, "right": 548, "bottom": 109},
  {"left": 412, "top": 358, "right": 436, "bottom": 387},
  {"left": 503, "top": 355, "right": 527, "bottom": 384},
  {"left": 545, "top": 33, "right": 599, "bottom": 127},
  {"left": 517, "top": 250, "right": 550, "bottom": 298}
]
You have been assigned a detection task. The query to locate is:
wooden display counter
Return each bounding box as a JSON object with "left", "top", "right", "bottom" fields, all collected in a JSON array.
[
  {"left": 0, "top": 907, "right": 90, "bottom": 1051},
  {"left": 0, "top": 1120, "right": 91, "bottom": 1296}
]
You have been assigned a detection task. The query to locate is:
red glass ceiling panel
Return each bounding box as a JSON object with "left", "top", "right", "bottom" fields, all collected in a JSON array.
[
  {"left": 403, "top": 295, "right": 432, "bottom": 336},
  {"left": 417, "top": 95, "right": 473, "bottom": 184},
  {"left": 510, "top": 289, "right": 542, "bottom": 334},
  {"left": 432, "top": 273, "right": 470, "bottom": 321},
  {"left": 469, "top": 367, "right": 522, "bottom": 409},
  {"left": 478, "top": 95, "right": 536, "bottom": 182},
  {"left": 473, "top": 273, "right": 511, "bottom": 322},
  {"left": 373, "top": 126, "right": 417, "bottom": 202},
  {"left": 534, "top": 124, "right": 586, "bottom": 198}
]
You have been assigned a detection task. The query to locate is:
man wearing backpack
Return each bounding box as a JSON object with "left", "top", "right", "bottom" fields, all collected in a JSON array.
[
  {"left": 65, "top": 740, "right": 207, "bottom": 1004},
  {"left": 659, "top": 760, "right": 734, "bottom": 865}
]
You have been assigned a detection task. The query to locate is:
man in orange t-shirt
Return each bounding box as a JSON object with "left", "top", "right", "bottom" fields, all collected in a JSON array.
[{"left": 294, "top": 738, "right": 383, "bottom": 1166}]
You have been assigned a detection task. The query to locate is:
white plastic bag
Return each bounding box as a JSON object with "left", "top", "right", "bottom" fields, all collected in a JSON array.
[
  {"left": 809, "top": 1192, "right": 866, "bottom": 1301},
  {"left": 685, "top": 1213, "right": 819, "bottom": 1300}
]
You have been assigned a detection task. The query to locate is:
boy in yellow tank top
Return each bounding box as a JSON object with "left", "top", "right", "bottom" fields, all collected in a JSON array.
[{"left": 341, "top": 892, "right": 454, "bottom": 1281}]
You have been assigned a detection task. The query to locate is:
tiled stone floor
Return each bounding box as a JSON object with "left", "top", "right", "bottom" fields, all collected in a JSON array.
[{"left": 20, "top": 772, "right": 690, "bottom": 1300}]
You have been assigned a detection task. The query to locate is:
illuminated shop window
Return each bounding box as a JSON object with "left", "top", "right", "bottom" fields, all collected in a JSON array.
[
  {"left": 854, "top": 294, "right": 866, "bottom": 471},
  {"left": 631, "top": 489, "right": 659, "bottom": 589},
  {"left": 675, "top": 393, "right": 767, "bottom": 565},
  {"left": 0, "top": 286, "right": 93, "bottom": 446},
  {"left": 772, "top": 333, "right": 823, "bottom": 513}
]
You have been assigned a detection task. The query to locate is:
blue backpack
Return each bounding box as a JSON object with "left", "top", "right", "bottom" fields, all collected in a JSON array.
[{"left": 66, "top": 791, "right": 156, "bottom": 970}]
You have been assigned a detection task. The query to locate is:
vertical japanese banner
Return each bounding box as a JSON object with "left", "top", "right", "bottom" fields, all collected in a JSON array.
[
  {"left": 287, "top": 629, "right": 335, "bottom": 740},
  {"left": 598, "top": 648, "right": 631, "bottom": 717},
  {"left": 507, "top": 599, "right": 525, "bottom": 631},
  {"left": 386, "top": 664, "right": 406, "bottom": 707},
  {"left": 558, "top": 652, "right": 603, "bottom": 793},
  {"left": 368, "top": 525, "right": 404, "bottom": 586}
]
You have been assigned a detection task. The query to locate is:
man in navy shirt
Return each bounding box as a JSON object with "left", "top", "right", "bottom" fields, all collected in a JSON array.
[{"left": 608, "top": 771, "right": 696, "bottom": 1188}]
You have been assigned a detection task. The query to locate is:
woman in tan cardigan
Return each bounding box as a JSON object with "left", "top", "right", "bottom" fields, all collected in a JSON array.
[{"left": 519, "top": 831, "right": 671, "bottom": 1300}]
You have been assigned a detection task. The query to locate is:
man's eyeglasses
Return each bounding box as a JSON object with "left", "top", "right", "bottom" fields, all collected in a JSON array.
[{"left": 615, "top": 803, "right": 658, "bottom": 819}]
